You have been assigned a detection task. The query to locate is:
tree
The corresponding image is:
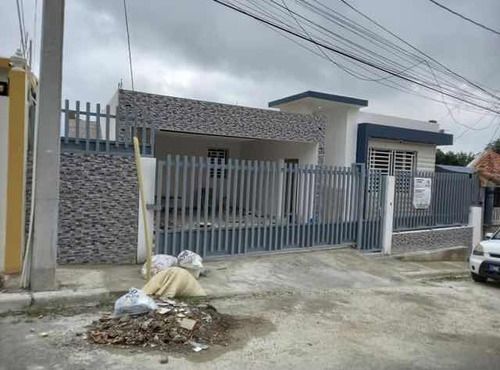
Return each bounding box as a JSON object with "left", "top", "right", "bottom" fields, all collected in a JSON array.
[
  {"left": 435, "top": 149, "right": 475, "bottom": 166},
  {"left": 485, "top": 138, "right": 500, "bottom": 154}
]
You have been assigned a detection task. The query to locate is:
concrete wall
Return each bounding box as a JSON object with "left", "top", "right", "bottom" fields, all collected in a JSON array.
[
  {"left": 155, "top": 132, "right": 246, "bottom": 159},
  {"left": 240, "top": 140, "right": 318, "bottom": 164},
  {"left": 368, "top": 138, "right": 436, "bottom": 171},
  {"left": 358, "top": 112, "right": 440, "bottom": 132},
  {"left": 0, "top": 96, "right": 8, "bottom": 273},
  {"left": 58, "top": 152, "right": 138, "bottom": 264},
  {"left": 391, "top": 226, "right": 473, "bottom": 254}
]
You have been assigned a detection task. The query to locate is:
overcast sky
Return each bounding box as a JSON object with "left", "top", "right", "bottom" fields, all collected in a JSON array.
[{"left": 1, "top": 0, "right": 499, "bottom": 153}]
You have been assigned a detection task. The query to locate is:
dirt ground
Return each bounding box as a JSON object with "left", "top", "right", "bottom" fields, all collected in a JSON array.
[{"left": 1, "top": 251, "right": 500, "bottom": 370}]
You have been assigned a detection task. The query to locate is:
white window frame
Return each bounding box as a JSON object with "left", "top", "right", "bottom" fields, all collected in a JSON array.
[
  {"left": 368, "top": 147, "right": 417, "bottom": 175},
  {"left": 208, "top": 148, "right": 228, "bottom": 178}
]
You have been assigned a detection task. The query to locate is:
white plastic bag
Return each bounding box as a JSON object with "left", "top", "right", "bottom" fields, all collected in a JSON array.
[
  {"left": 141, "top": 254, "right": 178, "bottom": 278},
  {"left": 114, "top": 288, "right": 158, "bottom": 315},
  {"left": 177, "top": 250, "right": 203, "bottom": 279}
]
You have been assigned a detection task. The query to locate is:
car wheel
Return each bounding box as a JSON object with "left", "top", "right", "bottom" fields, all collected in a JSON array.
[{"left": 471, "top": 273, "right": 487, "bottom": 283}]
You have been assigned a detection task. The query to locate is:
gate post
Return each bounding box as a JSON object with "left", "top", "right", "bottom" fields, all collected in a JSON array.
[
  {"left": 381, "top": 175, "right": 395, "bottom": 255},
  {"left": 355, "top": 164, "right": 366, "bottom": 249},
  {"left": 137, "top": 157, "right": 156, "bottom": 263}
]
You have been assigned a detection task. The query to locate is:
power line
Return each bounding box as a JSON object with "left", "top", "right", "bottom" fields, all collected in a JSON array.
[
  {"left": 233, "top": 0, "right": 500, "bottom": 108},
  {"left": 16, "top": 0, "right": 26, "bottom": 55},
  {"left": 211, "top": 0, "right": 500, "bottom": 114},
  {"left": 426, "top": 0, "right": 500, "bottom": 36},
  {"left": 335, "top": 0, "right": 500, "bottom": 102},
  {"left": 123, "top": 0, "right": 135, "bottom": 91}
]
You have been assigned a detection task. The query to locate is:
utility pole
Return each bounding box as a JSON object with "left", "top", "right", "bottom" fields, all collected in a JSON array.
[{"left": 30, "top": 0, "right": 65, "bottom": 291}]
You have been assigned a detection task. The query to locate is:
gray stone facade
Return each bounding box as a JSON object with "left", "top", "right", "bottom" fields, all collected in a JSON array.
[
  {"left": 57, "top": 152, "right": 138, "bottom": 264},
  {"left": 391, "top": 226, "right": 473, "bottom": 254},
  {"left": 118, "top": 89, "right": 325, "bottom": 144}
]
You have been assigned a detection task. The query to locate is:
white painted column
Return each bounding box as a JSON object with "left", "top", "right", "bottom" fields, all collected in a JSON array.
[
  {"left": 381, "top": 176, "right": 395, "bottom": 255},
  {"left": 469, "top": 206, "right": 483, "bottom": 249},
  {"left": 137, "top": 157, "right": 156, "bottom": 263}
]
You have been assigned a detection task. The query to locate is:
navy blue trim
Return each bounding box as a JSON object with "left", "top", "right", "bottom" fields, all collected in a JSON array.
[
  {"left": 356, "top": 123, "right": 453, "bottom": 163},
  {"left": 268, "top": 90, "right": 368, "bottom": 108}
]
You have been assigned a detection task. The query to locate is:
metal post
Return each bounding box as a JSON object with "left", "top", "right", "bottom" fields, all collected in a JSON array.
[
  {"left": 355, "top": 164, "right": 366, "bottom": 250},
  {"left": 30, "top": 0, "right": 65, "bottom": 291}
]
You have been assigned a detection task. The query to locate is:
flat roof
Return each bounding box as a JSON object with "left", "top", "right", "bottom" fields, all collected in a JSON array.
[{"left": 268, "top": 90, "right": 369, "bottom": 108}]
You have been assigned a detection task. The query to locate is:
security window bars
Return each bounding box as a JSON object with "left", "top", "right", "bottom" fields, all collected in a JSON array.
[
  {"left": 368, "top": 148, "right": 416, "bottom": 176},
  {"left": 208, "top": 148, "right": 228, "bottom": 178}
]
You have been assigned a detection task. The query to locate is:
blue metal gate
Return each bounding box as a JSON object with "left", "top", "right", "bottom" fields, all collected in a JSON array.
[{"left": 153, "top": 156, "right": 384, "bottom": 257}]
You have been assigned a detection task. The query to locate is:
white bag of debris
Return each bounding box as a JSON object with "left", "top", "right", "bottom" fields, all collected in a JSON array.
[
  {"left": 114, "top": 288, "right": 158, "bottom": 315},
  {"left": 141, "top": 254, "right": 178, "bottom": 278},
  {"left": 177, "top": 250, "right": 203, "bottom": 279}
]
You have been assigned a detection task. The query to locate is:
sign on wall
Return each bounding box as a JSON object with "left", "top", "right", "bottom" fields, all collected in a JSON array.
[{"left": 413, "top": 177, "right": 432, "bottom": 209}]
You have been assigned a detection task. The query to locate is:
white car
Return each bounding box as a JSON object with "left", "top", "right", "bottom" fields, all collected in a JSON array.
[{"left": 470, "top": 231, "right": 500, "bottom": 283}]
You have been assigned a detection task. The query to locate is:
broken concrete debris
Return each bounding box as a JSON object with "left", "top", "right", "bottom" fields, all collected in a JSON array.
[{"left": 87, "top": 298, "right": 232, "bottom": 353}]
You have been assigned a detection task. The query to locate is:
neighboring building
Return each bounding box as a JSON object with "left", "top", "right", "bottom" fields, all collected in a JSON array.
[
  {"left": 468, "top": 150, "right": 500, "bottom": 229},
  {"left": 113, "top": 89, "right": 453, "bottom": 172},
  {"left": 0, "top": 51, "right": 37, "bottom": 274}
]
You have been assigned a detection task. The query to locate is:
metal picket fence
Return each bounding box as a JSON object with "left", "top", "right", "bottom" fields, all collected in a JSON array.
[
  {"left": 60, "top": 99, "right": 155, "bottom": 156},
  {"left": 153, "top": 156, "right": 385, "bottom": 257},
  {"left": 393, "top": 170, "right": 479, "bottom": 231}
]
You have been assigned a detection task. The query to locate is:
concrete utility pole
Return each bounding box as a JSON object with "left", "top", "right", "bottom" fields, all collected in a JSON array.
[{"left": 30, "top": 0, "right": 65, "bottom": 291}]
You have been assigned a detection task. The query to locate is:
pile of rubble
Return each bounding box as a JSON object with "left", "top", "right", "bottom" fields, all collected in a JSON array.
[{"left": 88, "top": 299, "right": 233, "bottom": 352}]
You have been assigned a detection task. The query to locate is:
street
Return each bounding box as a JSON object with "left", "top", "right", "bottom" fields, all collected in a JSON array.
[{"left": 1, "top": 251, "right": 500, "bottom": 370}]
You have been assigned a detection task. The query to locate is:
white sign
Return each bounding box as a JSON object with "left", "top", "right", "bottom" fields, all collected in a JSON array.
[{"left": 413, "top": 177, "right": 432, "bottom": 209}]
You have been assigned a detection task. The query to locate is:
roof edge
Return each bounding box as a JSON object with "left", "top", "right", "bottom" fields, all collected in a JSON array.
[{"left": 268, "top": 90, "right": 369, "bottom": 108}]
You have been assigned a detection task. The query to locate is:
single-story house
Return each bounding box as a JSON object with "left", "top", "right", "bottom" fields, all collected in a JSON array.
[
  {"left": 59, "top": 89, "right": 464, "bottom": 264},
  {"left": 112, "top": 89, "right": 453, "bottom": 174}
]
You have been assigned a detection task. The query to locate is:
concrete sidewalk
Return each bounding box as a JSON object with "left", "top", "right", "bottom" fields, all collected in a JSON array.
[{"left": 0, "top": 248, "right": 469, "bottom": 314}]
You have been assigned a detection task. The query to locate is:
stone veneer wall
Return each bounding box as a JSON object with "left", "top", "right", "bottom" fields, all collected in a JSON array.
[
  {"left": 391, "top": 226, "right": 473, "bottom": 254},
  {"left": 58, "top": 152, "right": 138, "bottom": 264}
]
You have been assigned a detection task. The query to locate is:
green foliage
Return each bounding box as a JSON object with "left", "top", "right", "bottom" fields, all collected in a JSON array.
[
  {"left": 485, "top": 138, "right": 500, "bottom": 154},
  {"left": 435, "top": 149, "right": 475, "bottom": 166}
]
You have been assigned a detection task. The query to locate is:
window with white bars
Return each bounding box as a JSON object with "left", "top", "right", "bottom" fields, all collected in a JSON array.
[
  {"left": 208, "top": 148, "right": 228, "bottom": 178},
  {"left": 368, "top": 147, "right": 417, "bottom": 175}
]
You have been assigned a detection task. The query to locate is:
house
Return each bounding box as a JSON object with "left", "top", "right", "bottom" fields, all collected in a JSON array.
[
  {"left": 114, "top": 89, "right": 453, "bottom": 173},
  {"left": 467, "top": 150, "right": 500, "bottom": 230},
  {"left": 58, "top": 88, "right": 475, "bottom": 265}
]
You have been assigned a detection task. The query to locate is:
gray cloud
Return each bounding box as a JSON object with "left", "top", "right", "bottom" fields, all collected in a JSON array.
[{"left": 1, "top": 0, "right": 499, "bottom": 153}]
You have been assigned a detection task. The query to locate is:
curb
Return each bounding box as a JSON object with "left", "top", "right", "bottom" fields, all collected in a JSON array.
[{"left": 0, "top": 288, "right": 121, "bottom": 315}]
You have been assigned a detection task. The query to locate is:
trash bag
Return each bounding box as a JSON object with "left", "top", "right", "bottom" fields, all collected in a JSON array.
[
  {"left": 141, "top": 254, "right": 178, "bottom": 278},
  {"left": 177, "top": 250, "right": 203, "bottom": 279},
  {"left": 142, "top": 267, "right": 206, "bottom": 298},
  {"left": 114, "top": 288, "right": 158, "bottom": 315}
]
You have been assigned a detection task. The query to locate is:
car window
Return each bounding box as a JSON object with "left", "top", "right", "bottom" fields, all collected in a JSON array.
[{"left": 492, "top": 231, "right": 500, "bottom": 240}]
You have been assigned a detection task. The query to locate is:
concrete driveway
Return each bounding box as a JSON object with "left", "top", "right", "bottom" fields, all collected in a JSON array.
[{"left": 1, "top": 248, "right": 499, "bottom": 370}]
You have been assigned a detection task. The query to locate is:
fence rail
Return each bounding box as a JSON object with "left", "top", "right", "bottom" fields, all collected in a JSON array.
[
  {"left": 154, "top": 156, "right": 384, "bottom": 257},
  {"left": 393, "top": 170, "right": 479, "bottom": 231},
  {"left": 60, "top": 100, "right": 155, "bottom": 156}
]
